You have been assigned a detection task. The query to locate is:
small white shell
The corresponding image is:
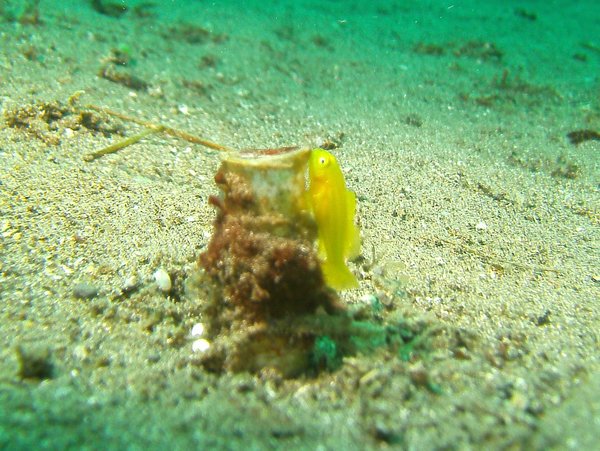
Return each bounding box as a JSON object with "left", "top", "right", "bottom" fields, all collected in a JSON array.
[
  {"left": 153, "top": 268, "right": 172, "bottom": 292},
  {"left": 192, "top": 339, "right": 210, "bottom": 353},
  {"left": 191, "top": 323, "right": 205, "bottom": 337}
]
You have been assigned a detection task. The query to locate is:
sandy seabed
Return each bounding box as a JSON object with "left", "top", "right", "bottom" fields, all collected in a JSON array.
[{"left": 0, "top": 1, "right": 598, "bottom": 449}]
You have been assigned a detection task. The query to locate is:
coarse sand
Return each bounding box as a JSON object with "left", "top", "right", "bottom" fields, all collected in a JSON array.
[{"left": 0, "top": 0, "right": 598, "bottom": 449}]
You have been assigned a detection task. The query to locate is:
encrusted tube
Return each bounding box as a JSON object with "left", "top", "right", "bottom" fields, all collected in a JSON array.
[{"left": 189, "top": 148, "right": 346, "bottom": 377}]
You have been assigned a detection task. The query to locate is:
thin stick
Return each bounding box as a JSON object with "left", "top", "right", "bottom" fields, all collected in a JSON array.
[
  {"left": 83, "top": 127, "right": 164, "bottom": 162},
  {"left": 86, "top": 104, "right": 232, "bottom": 152}
]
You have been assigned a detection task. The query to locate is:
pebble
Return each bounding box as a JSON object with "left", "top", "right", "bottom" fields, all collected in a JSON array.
[
  {"left": 120, "top": 276, "right": 139, "bottom": 296},
  {"left": 191, "top": 323, "right": 205, "bottom": 337},
  {"left": 73, "top": 282, "right": 99, "bottom": 300},
  {"left": 359, "top": 294, "right": 378, "bottom": 305},
  {"left": 153, "top": 268, "right": 172, "bottom": 292},
  {"left": 16, "top": 345, "right": 54, "bottom": 380},
  {"left": 192, "top": 338, "right": 210, "bottom": 353}
]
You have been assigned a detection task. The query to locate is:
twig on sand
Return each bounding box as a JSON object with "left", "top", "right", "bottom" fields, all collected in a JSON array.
[
  {"left": 82, "top": 104, "right": 233, "bottom": 161},
  {"left": 83, "top": 126, "right": 164, "bottom": 161}
]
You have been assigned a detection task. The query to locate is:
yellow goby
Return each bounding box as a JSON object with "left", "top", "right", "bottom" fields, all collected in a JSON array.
[{"left": 307, "top": 148, "right": 361, "bottom": 290}]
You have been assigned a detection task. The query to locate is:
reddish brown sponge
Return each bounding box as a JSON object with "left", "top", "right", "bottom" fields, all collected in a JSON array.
[{"left": 200, "top": 187, "right": 337, "bottom": 323}]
